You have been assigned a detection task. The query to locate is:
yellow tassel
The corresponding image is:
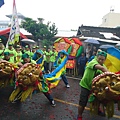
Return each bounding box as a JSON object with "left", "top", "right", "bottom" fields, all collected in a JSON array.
[
  {"left": 21, "top": 86, "right": 33, "bottom": 102},
  {"left": 37, "top": 83, "right": 42, "bottom": 91},
  {"left": 105, "top": 101, "right": 114, "bottom": 118},
  {"left": 9, "top": 87, "right": 21, "bottom": 102},
  {"left": 90, "top": 99, "right": 99, "bottom": 115}
]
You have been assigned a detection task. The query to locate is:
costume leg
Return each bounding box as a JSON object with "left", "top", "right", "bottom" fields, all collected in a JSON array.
[
  {"left": 61, "top": 74, "right": 69, "bottom": 85},
  {"left": 43, "top": 92, "right": 56, "bottom": 106},
  {"left": 43, "top": 92, "right": 53, "bottom": 102}
]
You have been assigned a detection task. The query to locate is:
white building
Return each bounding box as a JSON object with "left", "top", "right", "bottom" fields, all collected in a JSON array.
[
  {"left": 0, "top": 20, "right": 9, "bottom": 29},
  {"left": 55, "top": 30, "right": 77, "bottom": 37},
  {"left": 99, "top": 10, "right": 120, "bottom": 28},
  {"left": 0, "top": 13, "right": 31, "bottom": 35}
]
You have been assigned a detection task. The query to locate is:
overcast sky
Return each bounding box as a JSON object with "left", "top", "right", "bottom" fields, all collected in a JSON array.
[{"left": 0, "top": 0, "right": 120, "bottom": 30}]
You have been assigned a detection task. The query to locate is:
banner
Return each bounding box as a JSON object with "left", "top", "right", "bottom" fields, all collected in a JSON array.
[
  {"left": 105, "top": 47, "right": 120, "bottom": 73},
  {"left": 6, "top": 0, "right": 20, "bottom": 47},
  {"left": 66, "top": 60, "right": 75, "bottom": 69},
  {"left": 54, "top": 37, "right": 72, "bottom": 54}
]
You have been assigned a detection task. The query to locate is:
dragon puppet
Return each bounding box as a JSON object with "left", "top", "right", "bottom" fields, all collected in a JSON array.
[
  {"left": 0, "top": 60, "right": 17, "bottom": 88},
  {"left": 9, "top": 50, "right": 69, "bottom": 102},
  {"left": 9, "top": 63, "right": 50, "bottom": 102},
  {"left": 89, "top": 72, "right": 120, "bottom": 118}
]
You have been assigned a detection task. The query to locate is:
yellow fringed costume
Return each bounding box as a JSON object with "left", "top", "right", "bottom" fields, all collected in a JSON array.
[
  {"left": 90, "top": 72, "right": 120, "bottom": 118},
  {"left": 0, "top": 60, "right": 16, "bottom": 88},
  {"left": 9, "top": 63, "right": 49, "bottom": 102}
]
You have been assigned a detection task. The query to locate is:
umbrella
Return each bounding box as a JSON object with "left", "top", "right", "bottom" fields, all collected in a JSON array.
[
  {"left": 116, "top": 43, "right": 120, "bottom": 47},
  {"left": 99, "top": 44, "right": 114, "bottom": 49},
  {"left": 21, "top": 39, "right": 36, "bottom": 44},
  {"left": 84, "top": 38, "right": 100, "bottom": 44}
]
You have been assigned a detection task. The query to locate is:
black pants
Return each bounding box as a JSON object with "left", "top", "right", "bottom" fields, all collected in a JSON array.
[
  {"left": 79, "top": 86, "right": 90, "bottom": 107},
  {"left": 43, "top": 92, "right": 54, "bottom": 103}
]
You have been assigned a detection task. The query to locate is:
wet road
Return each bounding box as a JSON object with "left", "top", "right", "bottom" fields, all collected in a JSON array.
[{"left": 0, "top": 77, "right": 120, "bottom": 120}]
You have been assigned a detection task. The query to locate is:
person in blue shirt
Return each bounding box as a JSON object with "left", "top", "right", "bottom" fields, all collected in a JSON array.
[{"left": 78, "top": 52, "right": 87, "bottom": 77}]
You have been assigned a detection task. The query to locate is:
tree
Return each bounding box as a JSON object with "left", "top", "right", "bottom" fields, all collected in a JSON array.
[{"left": 21, "top": 17, "right": 58, "bottom": 47}]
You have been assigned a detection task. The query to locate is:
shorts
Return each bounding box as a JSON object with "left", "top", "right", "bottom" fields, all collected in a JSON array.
[{"left": 79, "top": 86, "right": 90, "bottom": 107}]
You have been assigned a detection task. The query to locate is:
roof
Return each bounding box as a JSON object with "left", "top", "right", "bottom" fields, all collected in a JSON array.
[
  {"left": 0, "top": 28, "right": 27, "bottom": 39},
  {"left": 0, "top": 28, "right": 32, "bottom": 35},
  {"left": 6, "top": 13, "right": 25, "bottom": 19},
  {"left": 77, "top": 25, "right": 120, "bottom": 42},
  {"left": 55, "top": 30, "right": 77, "bottom": 37}
]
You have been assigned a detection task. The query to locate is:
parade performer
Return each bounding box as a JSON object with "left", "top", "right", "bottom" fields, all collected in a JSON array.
[
  {"left": 30, "top": 46, "right": 36, "bottom": 58},
  {"left": 3, "top": 52, "right": 13, "bottom": 63},
  {"left": 32, "top": 49, "right": 44, "bottom": 71},
  {"left": 49, "top": 46, "right": 58, "bottom": 72},
  {"left": 44, "top": 50, "right": 70, "bottom": 88},
  {"left": 15, "top": 45, "right": 22, "bottom": 64},
  {"left": 77, "top": 51, "right": 108, "bottom": 120},
  {"left": 0, "top": 59, "right": 17, "bottom": 88},
  {"left": 17, "top": 53, "right": 36, "bottom": 67},
  {"left": 9, "top": 54, "right": 56, "bottom": 106},
  {"left": 4, "top": 42, "right": 17, "bottom": 63},
  {"left": 56, "top": 51, "right": 70, "bottom": 88},
  {"left": 42, "top": 46, "right": 47, "bottom": 73},
  {"left": 90, "top": 72, "right": 120, "bottom": 118},
  {"left": 23, "top": 45, "right": 31, "bottom": 57},
  {"left": 0, "top": 39, "right": 4, "bottom": 59}
]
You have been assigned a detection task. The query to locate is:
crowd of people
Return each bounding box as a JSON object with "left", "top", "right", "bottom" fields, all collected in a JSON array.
[
  {"left": 0, "top": 39, "right": 71, "bottom": 107},
  {"left": 0, "top": 39, "right": 118, "bottom": 120},
  {"left": 77, "top": 44, "right": 99, "bottom": 77}
]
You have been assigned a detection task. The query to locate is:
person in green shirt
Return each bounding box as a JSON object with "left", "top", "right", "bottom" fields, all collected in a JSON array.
[
  {"left": 17, "top": 53, "right": 56, "bottom": 107},
  {"left": 56, "top": 52, "right": 70, "bottom": 88},
  {"left": 4, "top": 43, "right": 17, "bottom": 63},
  {"left": 0, "top": 40, "right": 4, "bottom": 59},
  {"left": 30, "top": 46, "right": 36, "bottom": 58},
  {"left": 24, "top": 45, "right": 31, "bottom": 57},
  {"left": 32, "top": 49, "right": 44, "bottom": 71},
  {"left": 3, "top": 52, "right": 14, "bottom": 63},
  {"left": 77, "top": 51, "right": 108, "bottom": 120},
  {"left": 15, "top": 45, "right": 22, "bottom": 64},
  {"left": 36, "top": 46, "right": 39, "bottom": 50},
  {"left": 42, "top": 46, "right": 47, "bottom": 73},
  {"left": 18, "top": 53, "right": 36, "bottom": 67},
  {"left": 50, "top": 46, "right": 58, "bottom": 72}
]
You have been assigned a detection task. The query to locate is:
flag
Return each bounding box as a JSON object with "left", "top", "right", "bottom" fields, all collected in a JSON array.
[
  {"left": 104, "top": 47, "right": 120, "bottom": 73},
  {"left": 44, "top": 50, "right": 69, "bottom": 88},
  {"left": 0, "top": 0, "right": 4, "bottom": 7},
  {"left": 6, "top": 0, "right": 20, "bottom": 47}
]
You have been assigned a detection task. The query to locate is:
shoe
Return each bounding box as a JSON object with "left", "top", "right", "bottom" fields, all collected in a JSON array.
[
  {"left": 77, "top": 116, "right": 82, "bottom": 120},
  {"left": 66, "top": 84, "right": 70, "bottom": 88},
  {"left": 51, "top": 100, "right": 56, "bottom": 107}
]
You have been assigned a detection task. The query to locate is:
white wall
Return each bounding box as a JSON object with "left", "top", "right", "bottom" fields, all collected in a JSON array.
[{"left": 99, "top": 12, "right": 120, "bottom": 28}]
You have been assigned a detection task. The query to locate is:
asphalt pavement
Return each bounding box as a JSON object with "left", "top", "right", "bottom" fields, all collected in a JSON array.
[{"left": 0, "top": 77, "right": 120, "bottom": 120}]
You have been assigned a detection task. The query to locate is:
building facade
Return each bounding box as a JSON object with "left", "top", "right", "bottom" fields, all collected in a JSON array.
[
  {"left": 99, "top": 11, "right": 120, "bottom": 28},
  {"left": 0, "top": 20, "right": 9, "bottom": 29}
]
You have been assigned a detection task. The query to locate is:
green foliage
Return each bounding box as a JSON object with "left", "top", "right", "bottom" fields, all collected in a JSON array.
[{"left": 21, "top": 17, "right": 58, "bottom": 47}]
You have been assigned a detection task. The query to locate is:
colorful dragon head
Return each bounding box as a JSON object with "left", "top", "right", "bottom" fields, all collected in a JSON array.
[
  {"left": 0, "top": 60, "right": 15, "bottom": 78},
  {"left": 92, "top": 72, "right": 120, "bottom": 101},
  {"left": 16, "top": 63, "right": 42, "bottom": 88}
]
